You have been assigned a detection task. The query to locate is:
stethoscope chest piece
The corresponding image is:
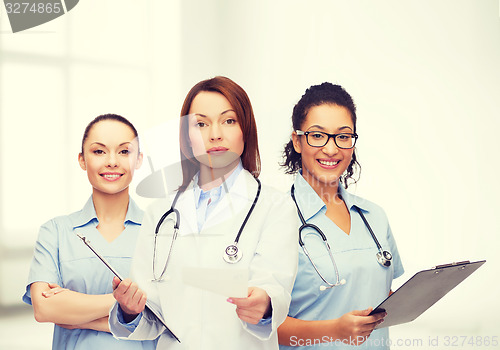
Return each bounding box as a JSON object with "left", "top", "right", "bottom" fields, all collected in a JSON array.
[
  {"left": 223, "top": 244, "right": 242, "bottom": 263},
  {"left": 377, "top": 250, "right": 392, "bottom": 267}
]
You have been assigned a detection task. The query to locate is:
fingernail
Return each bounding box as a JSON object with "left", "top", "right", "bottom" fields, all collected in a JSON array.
[{"left": 227, "top": 298, "right": 233, "bottom": 303}]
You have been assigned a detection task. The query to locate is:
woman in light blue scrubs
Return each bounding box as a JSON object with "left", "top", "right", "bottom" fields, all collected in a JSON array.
[
  {"left": 278, "top": 83, "right": 404, "bottom": 349},
  {"left": 22, "top": 114, "right": 156, "bottom": 350}
]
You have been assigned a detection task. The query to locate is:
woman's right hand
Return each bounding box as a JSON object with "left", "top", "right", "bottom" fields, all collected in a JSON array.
[
  {"left": 112, "top": 277, "right": 147, "bottom": 322},
  {"left": 42, "top": 283, "right": 68, "bottom": 298},
  {"left": 278, "top": 308, "right": 386, "bottom": 346},
  {"left": 334, "top": 307, "right": 386, "bottom": 345}
]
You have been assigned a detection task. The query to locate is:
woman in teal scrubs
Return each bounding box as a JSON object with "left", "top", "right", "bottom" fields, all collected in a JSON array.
[
  {"left": 278, "top": 83, "right": 404, "bottom": 349},
  {"left": 23, "top": 114, "right": 156, "bottom": 350}
]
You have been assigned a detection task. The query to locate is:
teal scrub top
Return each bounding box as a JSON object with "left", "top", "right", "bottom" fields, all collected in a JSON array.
[
  {"left": 281, "top": 174, "right": 404, "bottom": 349},
  {"left": 22, "top": 196, "right": 156, "bottom": 350}
]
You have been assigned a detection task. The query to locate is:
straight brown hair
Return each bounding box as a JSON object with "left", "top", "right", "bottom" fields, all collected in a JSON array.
[{"left": 179, "top": 76, "right": 260, "bottom": 188}]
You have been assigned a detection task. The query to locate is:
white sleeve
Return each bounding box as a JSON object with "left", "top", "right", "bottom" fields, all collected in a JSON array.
[
  {"left": 109, "top": 200, "right": 171, "bottom": 341},
  {"left": 109, "top": 302, "right": 166, "bottom": 340},
  {"left": 241, "top": 188, "right": 299, "bottom": 340}
]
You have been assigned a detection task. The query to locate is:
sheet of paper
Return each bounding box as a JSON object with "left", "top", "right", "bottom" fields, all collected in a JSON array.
[{"left": 182, "top": 267, "right": 248, "bottom": 298}]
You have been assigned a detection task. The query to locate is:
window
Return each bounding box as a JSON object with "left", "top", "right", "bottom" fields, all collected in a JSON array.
[{"left": 0, "top": 1, "right": 176, "bottom": 305}]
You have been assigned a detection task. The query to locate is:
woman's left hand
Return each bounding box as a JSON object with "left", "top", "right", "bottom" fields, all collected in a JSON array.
[
  {"left": 228, "top": 287, "right": 271, "bottom": 324},
  {"left": 42, "top": 283, "right": 69, "bottom": 298}
]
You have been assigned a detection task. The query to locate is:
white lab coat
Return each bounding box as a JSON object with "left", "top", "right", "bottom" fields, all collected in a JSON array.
[{"left": 110, "top": 169, "right": 298, "bottom": 349}]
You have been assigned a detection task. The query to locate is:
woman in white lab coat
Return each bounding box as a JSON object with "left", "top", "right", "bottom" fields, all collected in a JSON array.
[{"left": 109, "top": 76, "right": 298, "bottom": 349}]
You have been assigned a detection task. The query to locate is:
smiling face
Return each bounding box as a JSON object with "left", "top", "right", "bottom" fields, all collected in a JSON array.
[
  {"left": 292, "top": 103, "right": 355, "bottom": 190},
  {"left": 187, "top": 91, "right": 244, "bottom": 177},
  {"left": 78, "top": 120, "right": 143, "bottom": 196}
]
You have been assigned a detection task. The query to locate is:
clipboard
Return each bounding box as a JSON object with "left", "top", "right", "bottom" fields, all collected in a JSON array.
[
  {"left": 75, "top": 233, "right": 181, "bottom": 343},
  {"left": 370, "top": 260, "right": 486, "bottom": 329}
]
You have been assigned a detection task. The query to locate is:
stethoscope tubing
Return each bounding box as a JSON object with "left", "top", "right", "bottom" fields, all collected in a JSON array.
[
  {"left": 153, "top": 191, "right": 181, "bottom": 282},
  {"left": 355, "top": 206, "right": 383, "bottom": 251},
  {"left": 291, "top": 184, "right": 392, "bottom": 289},
  {"left": 233, "top": 178, "right": 261, "bottom": 245},
  {"left": 152, "top": 177, "right": 261, "bottom": 281}
]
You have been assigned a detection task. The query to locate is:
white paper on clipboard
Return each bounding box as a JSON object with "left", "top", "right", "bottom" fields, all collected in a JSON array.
[{"left": 182, "top": 267, "right": 249, "bottom": 298}]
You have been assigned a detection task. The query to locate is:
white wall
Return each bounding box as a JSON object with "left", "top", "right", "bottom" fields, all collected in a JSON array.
[
  {"left": 178, "top": 0, "right": 500, "bottom": 337},
  {"left": 1, "top": 0, "right": 498, "bottom": 346}
]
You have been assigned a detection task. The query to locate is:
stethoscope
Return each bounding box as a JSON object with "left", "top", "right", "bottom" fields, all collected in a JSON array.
[
  {"left": 290, "top": 185, "right": 392, "bottom": 291},
  {"left": 151, "top": 178, "right": 261, "bottom": 282}
]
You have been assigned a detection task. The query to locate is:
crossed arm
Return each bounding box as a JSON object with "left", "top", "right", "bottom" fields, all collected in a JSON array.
[{"left": 30, "top": 281, "right": 115, "bottom": 332}]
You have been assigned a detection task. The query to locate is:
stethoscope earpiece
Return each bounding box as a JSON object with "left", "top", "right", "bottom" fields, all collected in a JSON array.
[{"left": 319, "top": 278, "right": 346, "bottom": 291}]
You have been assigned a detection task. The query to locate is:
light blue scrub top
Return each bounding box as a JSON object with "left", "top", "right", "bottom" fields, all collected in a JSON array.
[
  {"left": 281, "top": 174, "right": 404, "bottom": 350},
  {"left": 22, "top": 196, "right": 156, "bottom": 350}
]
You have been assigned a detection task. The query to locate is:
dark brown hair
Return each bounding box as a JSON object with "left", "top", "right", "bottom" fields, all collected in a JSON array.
[
  {"left": 81, "top": 114, "right": 139, "bottom": 155},
  {"left": 281, "top": 82, "right": 360, "bottom": 188}
]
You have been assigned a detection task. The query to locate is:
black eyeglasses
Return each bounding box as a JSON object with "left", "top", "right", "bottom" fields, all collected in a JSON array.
[{"left": 295, "top": 130, "right": 358, "bottom": 149}]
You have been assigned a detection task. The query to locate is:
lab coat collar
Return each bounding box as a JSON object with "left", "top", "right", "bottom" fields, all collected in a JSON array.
[
  {"left": 192, "top": 161, "right": 244, "bottom": 207},
  {"left": 202, "top": 169, "right": 255, "bottom": 230},
  {"left": 224, "top": 167, "right": 254, "bottom": 201},
  {"left": 174, "top": 169, "right": 257, "bottom": 235},
  {"left": 69, "top": 195, "right": 142, "bottom": 229},
  {"left": 293, "top": 172, "right": 371, "bottom": 222}
]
